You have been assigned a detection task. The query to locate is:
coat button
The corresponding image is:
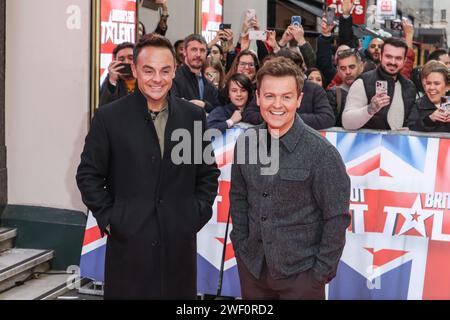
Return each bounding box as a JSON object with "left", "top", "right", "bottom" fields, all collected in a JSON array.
[
  {"left": 262, "top": 192, "right": 268, "bottom": 198},
  {"left": 152, "top": 240, "right": 159, "bottom": 247},
  {"left": 261, "top": 216, "right": 267, "bottom": 222},
  {"left": 151, "top": 156, "right": 156, "bottom": 163}
]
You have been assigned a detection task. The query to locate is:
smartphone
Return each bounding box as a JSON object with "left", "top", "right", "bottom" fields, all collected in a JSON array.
[
  {"left": 291, "top": 16, "right": 302, "bottom": 28},
  {"left": 245, "top": 9, "right": 256, "bottom": 22},
  {"left": 249, "top": 30, "right": 267, "bottom": 41},
  {"left": 440, "top": 96, "right": 450, "bottom": 114},
  {"left": 376, "top": 81, "right": 388, "bottom": 96},
  {"left": 390, "top": 19, "right": 402, "bottom": 31},
  {"left": 219, "top": 23, "right": 231, "bottom": 30},
  {"left": 118, "top": 63, "right": 132, "bottom": 76},
  {"left": 326, "top": 7, "right": 336, "bottom": 25}
]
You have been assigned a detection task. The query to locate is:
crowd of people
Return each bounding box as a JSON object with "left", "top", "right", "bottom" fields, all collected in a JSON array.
[{"left": 100, "top": 0, "right": 450, "bottom": 134}]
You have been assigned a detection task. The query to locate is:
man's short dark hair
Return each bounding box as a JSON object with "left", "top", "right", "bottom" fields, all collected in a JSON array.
[
  {"left": 210, "top": 44, "right": 224, "bottom": 56},
  {"left": 133, "top": 33, "right": 175, "bottom": 64},
  {"left": 427, "top": 49, "right": 449, "bottom": 63},
  {"left": 381, "top": 37, "right": 408, "bottom": 58},
  {"left": 113, "top": 42, "right": 135, "bottom": 59},
  {"left": 183, "top": 34, "right": 207, "bottom": 49},
  {"left": 174, "top": 39, "right": 184, "bottom": 50},
  {"left": 256, "top": 56, "right": 304, "bottom": 96},
  {"left": 275, "top": 48, "right": 304, "bottom": 71}
]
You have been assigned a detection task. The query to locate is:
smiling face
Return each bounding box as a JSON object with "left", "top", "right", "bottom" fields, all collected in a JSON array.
[
  {"left": 423, "top": 72, "right": 449, "bottom": 104},
  {"left": 132, "top": 46, "right": 176, "bottom": 109},
  {"left": 237, "top": 54, "right": 257, "bottom": 81},
  {"left": 228, "top": 80, "right": 249, "bottom": 109},
  {"left": 257, "top": 75, "right": 302, "bottom": 137},
  {"left": 184, "top": 40, "right": 207, "bottom": 72},
  {"left": 380, "top": 44, "right": 406, "bottom": 76}
]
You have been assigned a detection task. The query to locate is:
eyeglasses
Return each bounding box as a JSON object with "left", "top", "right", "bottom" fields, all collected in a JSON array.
[{"left": 238, "top": 62, "right": 256, "bottom": 69}]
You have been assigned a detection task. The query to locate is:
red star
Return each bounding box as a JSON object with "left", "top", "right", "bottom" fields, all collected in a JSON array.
[{"left": 411, "top": 212, "right": 420, "bottom": 222}]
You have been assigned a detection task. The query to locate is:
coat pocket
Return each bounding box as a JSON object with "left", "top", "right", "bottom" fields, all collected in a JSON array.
[
  {"left": 275, "top": 168, "right": 311, "bottom": 202},
  {"left": 109, "top": 201, "right": 127, "bottom": 240}
]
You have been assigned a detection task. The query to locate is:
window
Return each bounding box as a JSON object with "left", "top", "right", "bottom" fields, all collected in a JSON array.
[{"left": 441, "top": 9, "right": 446, "bottom": 21}]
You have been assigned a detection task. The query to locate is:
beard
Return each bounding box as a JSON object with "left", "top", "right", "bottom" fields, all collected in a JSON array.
[{"left": 381, "top": 63, "right": 400, "bottom": 76}]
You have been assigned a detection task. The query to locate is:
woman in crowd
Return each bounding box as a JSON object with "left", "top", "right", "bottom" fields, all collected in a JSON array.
[
  {"left": 306, "top": 68, "right": 325, "bottom": 88},
  {"left": 207, "top": 74, "right": 253, "bottom": 133},
  {"left": 408, "top": 60, "right": 450, "bottom": 133},
  {"left": 225, "top": 50, "right": 259, "bottom": 87}
]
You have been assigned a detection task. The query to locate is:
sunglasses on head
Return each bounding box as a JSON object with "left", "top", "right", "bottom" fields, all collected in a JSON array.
[{"left": 336, "top": 48, "right": 360, "bottom": 59}]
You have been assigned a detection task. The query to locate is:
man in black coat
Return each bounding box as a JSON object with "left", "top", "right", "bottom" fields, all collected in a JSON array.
[
  {"left": 171, "top": 34, "right": 220, "bottom": 113},
  {"left": 76, "top": 34, "right": 220, "bottom": 299}
]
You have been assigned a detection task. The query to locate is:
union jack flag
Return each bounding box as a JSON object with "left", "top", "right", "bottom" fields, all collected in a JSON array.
[{"left": 324, "top": 132, "right": 450, "bottom": 300}]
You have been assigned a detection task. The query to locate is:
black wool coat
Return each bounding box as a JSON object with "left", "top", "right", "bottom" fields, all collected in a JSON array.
[
  {"left": 76, "top": 89, "right": 220, "bottom": 299},
  {"left": 171, "top": 64, "right": 221, "bottom": 113}
]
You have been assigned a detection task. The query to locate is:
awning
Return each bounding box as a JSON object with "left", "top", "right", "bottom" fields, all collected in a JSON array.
[{"left": 285, "top": 0, "right": 324, "bottom": 18}]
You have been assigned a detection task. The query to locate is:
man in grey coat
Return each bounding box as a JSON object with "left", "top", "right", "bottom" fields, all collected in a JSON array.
[{"left": 230, "top": 57, "right": 351, "bottom": 299}]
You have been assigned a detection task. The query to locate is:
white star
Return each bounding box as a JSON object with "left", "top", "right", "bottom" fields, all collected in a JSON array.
[{"left": 398, "top": 195, "right": 435, "bottom": 237}]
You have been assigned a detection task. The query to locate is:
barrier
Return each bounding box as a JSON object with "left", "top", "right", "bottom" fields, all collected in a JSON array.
[
  {"left": 197, "top": 127, "right": 450, "bottom": 299},
  {"left": 79, "top": 126, "right": 450, "bottom": 299}
]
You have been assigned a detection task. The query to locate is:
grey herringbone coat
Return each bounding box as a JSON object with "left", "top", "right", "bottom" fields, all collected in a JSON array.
[{"left": 230, "top": 115, "right": 351, "bottom": 284}]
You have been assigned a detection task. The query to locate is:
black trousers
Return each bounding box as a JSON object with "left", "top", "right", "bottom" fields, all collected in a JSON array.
[{"left": 236, "top": 257, "right": 325, "bottom": 300}]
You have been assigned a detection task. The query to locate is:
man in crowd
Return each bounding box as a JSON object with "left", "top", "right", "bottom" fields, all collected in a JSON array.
[
  {"left": 99, "top": 42, "right": 135, "bottom": 106},
  {"left": 342, "top": 37, "right": 417, "bottom": 130},
  {"left": 171, "top": 34, "right": 220, "bottom": 112},
  {"left": 427, "top": 49, "right": 450, "bottom": 68},
  {"left": 230, "top": 56, "right": 350, "bottom": 299},
  {"left": 77, "top": 34, "right": 220, "bottom": 299},
  {"left": 361, "top": 37, "right": 384, "bottom": 66},
  {"left": 327, "top": 49, "right": 363, "bottom": 127}
]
